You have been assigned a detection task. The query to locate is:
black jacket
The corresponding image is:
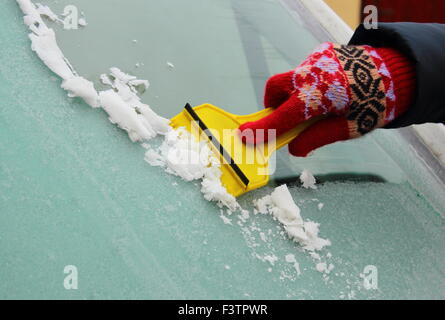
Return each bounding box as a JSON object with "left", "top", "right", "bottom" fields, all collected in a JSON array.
[{"left": 349, "top": 22, "right": 445, "bottom": 128}]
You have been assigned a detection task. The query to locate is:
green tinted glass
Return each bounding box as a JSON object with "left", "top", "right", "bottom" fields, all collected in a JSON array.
[{"left": 1, "top": 0, "right": 444, "bottom": 299}]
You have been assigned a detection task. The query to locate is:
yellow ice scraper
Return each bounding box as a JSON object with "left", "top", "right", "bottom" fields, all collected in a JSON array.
[{"left": 170, "top": 103, "right": 319, "bottom": 197}]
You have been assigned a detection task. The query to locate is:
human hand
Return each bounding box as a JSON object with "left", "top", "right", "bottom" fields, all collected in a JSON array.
[{"left": 239, "top": 42, "right": 415, "bottom": 156}]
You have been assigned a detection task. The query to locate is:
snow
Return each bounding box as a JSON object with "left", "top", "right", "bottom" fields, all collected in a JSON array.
[
  {"left": 99, "top": 90, "right": 158, "bottom": 142},
  {"left": 61, "top": 76, "right": 100, "bottom": 108},
  {"left": 17, "top": 0, "right": 236, "bottom": 211},
  {"left": 285, "top": 254, "right": 296, "bottom": 263},
  {"left": 99, "top": 68, "right": 169, "bottom": 137},
  {"left": 17, "top": 1, "right": 334, "bottom": 276},
  {"left": 24, "top": 14, "right": 75, "bottom": 79},
  {"left": 300, "top": 169, "right": 317, "bottom": 189},
  {"left": 220, "top": 214, "right": 232, "bottom": 225},
  {"left": 263, "top": 254, "right": 278, "bottom": 266},
  {"left": 18, "top": 0, "right": 100, "bottom": 106},
  {"left": 240, "top": 209, "right": 250, "bottom": 220},
  {"left": 259, "top": 232, "right": 267, "bottom": 242},
  {"left": 316, "top": 262, "right": 327, "bottom": 273},
  {"left": 35, "top": 2, "right": 87, "bottom": 27},
  {"left": 285, "top": 254, "right": 301, "bottom": 276},
  {"left": 103, "top": 67, "right": 150, "bottom": 92},
  {"left": 253, "top": 185, "right": 330, "bottom": 251},
  {"left": 294, "top": 262, "right": 301, "bottom": 275},
  {"left": 316, "top": 262, "right": 335, "bottom": 274},
  {"left": 144, "top": 149, "right": 165, "bottom": 167},
  {"left": 35, "top": 3, "right": 62, "bottom": 23},
  {"left": 148, "top": 128, "right": 239, "bottom": 211}
]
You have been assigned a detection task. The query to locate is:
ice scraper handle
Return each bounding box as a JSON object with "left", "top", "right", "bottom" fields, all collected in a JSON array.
[
  {"left": 234, "top": 107, "right": 321, "bottom": 151},
  {"left": 239, "top": 42, "right": 416, "bottom": 157}
]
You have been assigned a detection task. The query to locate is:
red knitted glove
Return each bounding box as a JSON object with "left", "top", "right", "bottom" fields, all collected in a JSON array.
[{"left": 239, "top": 42, "right": 416, "bottom": 157}]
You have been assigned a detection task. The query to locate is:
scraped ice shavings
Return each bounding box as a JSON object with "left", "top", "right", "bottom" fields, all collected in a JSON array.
[
  {"left": 17, "top": 1, "right": 336, "bottom": 274},
  {"left": 256, "top": 254, "right": 278, "bottom": 266},
  {"left": 18, "top": 1, "right": 76, "bottom": 80},
  {"left": 300, "top": 169, "right": 317, "bottom": 189},
  {"left": 62, "top": 76, "right": 99, "bottom": 108},
  {"left": 35, "top": 3, "right": 62, "bottom": 23},
  {"left": 99, "top": 90, "right": 159, "bottom": 142},
  {"left": 17, "top": 0, "right": 235, "bottom": 210},
  {"left": 99, "top": 67, "right": 169, "bottom": 142},
  {"left": 20, "top": 0, "right": 168, "bottom": 141},
  {"left": 36, "top": 2, "right": 87, "bottom": 27},
  {"left": 143, "top": 128, "right": 239, "bottom": 211},
  {"left": 285, "top": 254, "right": 301, "bottom": 275},
  {"left": 253, "top": 185, "right": 330, "bottom": 251}
]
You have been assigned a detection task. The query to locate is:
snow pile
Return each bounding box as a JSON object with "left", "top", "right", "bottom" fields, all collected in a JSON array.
[
  {"left": 35, "top": 2, "right": 87, "bottom": 27},
  {"left": 300, "top": 169, "right": 317, "bottom": 189},
  {"left": 17, "top": 1, "right": 333, "bottom": 258},
  {"left": 100, "top": 67, "right": 169, "bottom": 142},
  {"left": 19, "top": 0, "right": 167, "bottom": 138},
  {"left": 254, "top": 185, "right": 330, "bottom": 251},
  {"left": 18, "top": 0, "right": 338, "bottom": 280},
  {"left": 19, "top": 0, "right": 75, "bottom": 80},
  {"left": 18, "top": 0, "right": 100, "bottom": 107},
  {"left": 17, "top": 0, "right": 235, "bottom": 210},
  {"left": 144, "top": 128, "right": 239, "bottom": 211},
  {"left": 62, "top": 76, "right": 100, "bottom": 107}
]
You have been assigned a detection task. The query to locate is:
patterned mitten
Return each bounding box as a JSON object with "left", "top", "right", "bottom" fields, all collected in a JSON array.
[{"left": 239, "top": 42, "right": 416, "bottom": 156}]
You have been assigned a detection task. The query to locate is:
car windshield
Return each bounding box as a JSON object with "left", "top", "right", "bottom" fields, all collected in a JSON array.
[{"left": 1, "top": 0, "right": 444, "bottom": 299}]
